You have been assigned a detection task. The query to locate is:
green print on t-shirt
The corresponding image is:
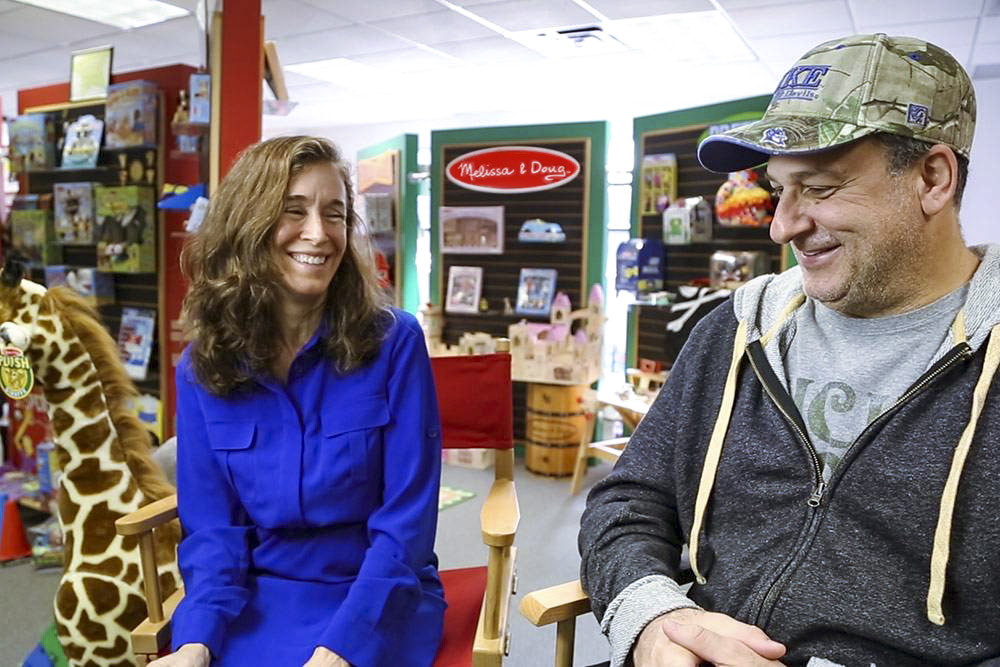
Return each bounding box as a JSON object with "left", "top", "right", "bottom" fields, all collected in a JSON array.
[{"left": 792, "top": 377, "right": 890, "bottom": 475}]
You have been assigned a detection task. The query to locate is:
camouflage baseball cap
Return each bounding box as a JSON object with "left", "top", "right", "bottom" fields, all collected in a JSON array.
[{"left": 697, "top": 33, "right": 976, "bottom": 173}]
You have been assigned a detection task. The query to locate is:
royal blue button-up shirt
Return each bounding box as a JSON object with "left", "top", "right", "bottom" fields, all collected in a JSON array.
[{"left": 171, "top": 310, "right": 444, "bottom": 665}]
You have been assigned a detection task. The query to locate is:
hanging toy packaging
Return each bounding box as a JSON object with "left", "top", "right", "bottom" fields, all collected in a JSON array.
[{"left": 714, "top": 170, "right": 774, "bottom": 227}]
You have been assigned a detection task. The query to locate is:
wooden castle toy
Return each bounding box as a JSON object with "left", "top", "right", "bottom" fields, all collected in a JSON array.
[{"left": 508, "top": 284, "right": 605, "bottom": 385}]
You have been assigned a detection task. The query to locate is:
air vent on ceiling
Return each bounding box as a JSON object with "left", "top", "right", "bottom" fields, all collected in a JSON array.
[{"left": 520, "top": 24, "right": 627, "bottom": 56}]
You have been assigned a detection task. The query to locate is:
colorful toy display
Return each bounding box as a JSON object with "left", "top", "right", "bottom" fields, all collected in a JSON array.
[{"left": 714, "top": 169, "right": 774, "bottom": 227}]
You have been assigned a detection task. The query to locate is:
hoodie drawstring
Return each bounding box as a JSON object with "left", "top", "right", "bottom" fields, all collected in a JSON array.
[
  {"left": 927, "top": 320, "right": 1000, "bottom": 625},
  {"left": 689, "top": 319, "right": 748, "bottom": 585}
]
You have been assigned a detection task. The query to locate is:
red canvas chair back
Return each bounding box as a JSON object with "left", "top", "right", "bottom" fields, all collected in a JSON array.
[{"left": 432, "top": 352, "right": 513, "bottom": 452}]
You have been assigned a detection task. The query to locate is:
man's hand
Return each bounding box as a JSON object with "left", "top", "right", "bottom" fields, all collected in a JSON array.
[
  {"left": 303, "top": 646, "right": 350, "bottom": 667},
  {"left": 147, "top": 643, "right": 211, "bottom": 667},
  {"left": 633, "top": 608, "right": 786, "bottom": 666}
]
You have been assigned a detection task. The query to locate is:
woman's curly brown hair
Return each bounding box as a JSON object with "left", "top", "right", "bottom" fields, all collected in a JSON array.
[{"left": 181, "top": 136, "right": 392, "bottom": 395}]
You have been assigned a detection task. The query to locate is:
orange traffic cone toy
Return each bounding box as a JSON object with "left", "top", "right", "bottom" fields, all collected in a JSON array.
[{"left": 0, "top": 496, "right": 32, "bottom": 562}]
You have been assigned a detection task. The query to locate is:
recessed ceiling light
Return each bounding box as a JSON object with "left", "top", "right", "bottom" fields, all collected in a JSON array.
[{"left": 14, "top": 0, "right": 188, "bottom": 30}]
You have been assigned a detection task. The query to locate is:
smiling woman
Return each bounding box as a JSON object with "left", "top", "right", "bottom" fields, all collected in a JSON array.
[{"left": 152, "top": 136, "right": 447, "bottom": 667}]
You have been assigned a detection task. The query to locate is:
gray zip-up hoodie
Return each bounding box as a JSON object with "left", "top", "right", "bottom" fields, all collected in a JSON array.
[{"left": 580, "top": 244, "right": 1000, "bottom": 666}]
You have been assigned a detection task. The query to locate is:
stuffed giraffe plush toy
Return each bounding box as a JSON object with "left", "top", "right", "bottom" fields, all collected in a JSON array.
[{"left": 0, "top": 264, "right": 180, "bottom": 667}]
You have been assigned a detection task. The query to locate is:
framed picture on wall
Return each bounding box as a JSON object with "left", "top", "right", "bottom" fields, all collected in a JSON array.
[
  {"left": 515, "top": 267, "right": 557, "bottom": 317},
  {"left": 440, "top": 205, "right": 504, "bottom": 254},
  {"left": 445, "top": 265, "right": 483, "bottom": 314},
  {"left": 70, "top": 45, "right": 113, "bottom": 102}
]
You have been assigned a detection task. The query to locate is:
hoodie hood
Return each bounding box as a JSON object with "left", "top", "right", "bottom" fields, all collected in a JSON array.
[{"left": 731, "top": 243, "right": 1000, "bottom": 379}]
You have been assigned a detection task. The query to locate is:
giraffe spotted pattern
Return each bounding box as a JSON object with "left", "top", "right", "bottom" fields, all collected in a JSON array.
[{"left": 0, "top": 278, "right": 181, "bottom": 666}]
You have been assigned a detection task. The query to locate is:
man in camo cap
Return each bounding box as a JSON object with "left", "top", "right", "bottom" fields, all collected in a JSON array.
[{"left": 581, "top": 34, "right": 1000, "bottom": 666}]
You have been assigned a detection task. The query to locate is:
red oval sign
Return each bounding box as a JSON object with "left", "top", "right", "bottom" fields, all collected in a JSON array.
[{"left": 445, "top": 146, "right": 580, "bottom": 194}]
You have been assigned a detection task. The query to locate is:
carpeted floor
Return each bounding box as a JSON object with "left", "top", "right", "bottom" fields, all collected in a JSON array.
[{"left": 0, "top": 456, "right": 613, "bottom": 666}]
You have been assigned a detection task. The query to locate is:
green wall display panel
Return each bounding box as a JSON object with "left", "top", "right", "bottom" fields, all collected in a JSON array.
[
  {"left": 431, "top": 121, "right": 609, "bottom": 442},
  {"left": 357, "top": 133, "right": 420, "bottom": 313},
  {"left": 625, "top": 96, "right": 783, "bottom": 369}
]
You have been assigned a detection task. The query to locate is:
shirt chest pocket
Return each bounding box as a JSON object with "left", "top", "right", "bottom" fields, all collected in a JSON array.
[
  {"left": 314, "top": 394, "right": 389, "bottom": 490},
  {"left": 205, "top": 420, "right": 258, "bottom": 505}
]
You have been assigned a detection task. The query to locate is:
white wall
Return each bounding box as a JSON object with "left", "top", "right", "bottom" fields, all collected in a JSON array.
[{"left": 962, "top": 77, "right": 1000, "bottom": 245}]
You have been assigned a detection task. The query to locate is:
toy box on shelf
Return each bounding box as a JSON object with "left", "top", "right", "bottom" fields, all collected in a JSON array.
[
  {"left": 53, "top": 181, "right": 96, "bottom": 244},
  {"left": 9, "top": 208, "right": 61, "bottom": 267},
  {"left": 95, "top": 185, "right": 156, "bottom": 272},
  {"left": 44, "top": 266, "right": 114, "bottom": 306},
  {"left": 104, "top": 80, "right": 158, "bottom": 149},
  {"left": 507, "top": 284, "right": 605, "bottom": 386}
]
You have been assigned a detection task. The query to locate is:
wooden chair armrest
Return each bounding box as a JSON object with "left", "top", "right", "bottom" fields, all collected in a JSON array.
[
  {"left": 480, "top": 479, "right": 519, "bottom": 547},
  {"left": 132, "top": 586, "right": 184, "bottom": 656},
  {"left": 115, "top": 494, "right": 178, "bottom": 536},
  {"left": 519, "top": 580, "right": 591, "bottom": 626}
]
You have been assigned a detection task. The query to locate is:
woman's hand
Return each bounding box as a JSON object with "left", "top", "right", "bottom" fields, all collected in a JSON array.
[
  {"left": 303, "top": 646, "right": 350, "bottom": 666},
  {"left": 147, "top": 643, "right": 211, "bottom": 667}
]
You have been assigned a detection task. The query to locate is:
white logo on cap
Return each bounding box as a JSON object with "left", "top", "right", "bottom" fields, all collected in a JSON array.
[{"left": 762, "top": 127, "right": 788, "bottom": 148}]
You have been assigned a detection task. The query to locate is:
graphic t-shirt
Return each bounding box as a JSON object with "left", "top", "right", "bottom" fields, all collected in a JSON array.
[{"left": 783, "top": 285, "right": 967, "bottom": 481}]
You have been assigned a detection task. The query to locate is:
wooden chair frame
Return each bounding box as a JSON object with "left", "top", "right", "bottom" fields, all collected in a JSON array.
[{"left": 519, "top": 579, "right": 591, "bottom": 667}]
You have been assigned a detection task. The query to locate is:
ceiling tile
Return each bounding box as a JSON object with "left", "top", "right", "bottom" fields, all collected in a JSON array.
[
  {"left": 848, "top": 0, "right": 982, "bottom": 26},
  {"left": 976, "top": 15, "right": 1000, "bottom": 41},
  {"left": 853, "top": 19, "right": 977, "bottom": 65},
  {"left": 609, "top": 11, "right": 755, "bottom": 62},
  {"left": 350, "top": 46, "right": 461, "bottom": 71},
  {"left": 583, "top": 0, "right": 712, "bottom": 20},
  {"left": 316, "top": 0, "right": 444, "bottom": 23},
  {"left": 263, "top": 0, "right": 350, "bottom": 38},
  {"left": 0, "top": 0, "right": 19, "bottom": 11},
  {"left": 716, "top": 0, "right": 818, "bottom": 9},
  {"left": 973, "top": 40, "right": 1000, "bottom": 65},
  {"left": 432, "top": 35, "right": 540, "bottom": 64},
  {"left": 2, "top": 6, "right": 116, "bottom": 45},
  {"left": 728, "top": 0, "right": 852, "bottom": 38},
  {"left": 749, "top": 28, "right": 858, "bottom": 74},
  {"left": 460, "top": 0, "right": 597, "bottom": 32},
  {"left": 369, "top": 9, "right": 498, "bottom": 44},
  {"left": 275, "top": 24, "right": 413, "bottom": 63}
]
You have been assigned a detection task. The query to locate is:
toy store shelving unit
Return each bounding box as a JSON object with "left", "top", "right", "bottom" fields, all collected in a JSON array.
[
  {"left": 430, "top": 121, "right": 609, "bottom": 464},
  {"left": 626, "top": 95, "right": 781, "bottom": 369},
  {"left": 357, "top": 133, "right": 420, "bottom": 313},
  {"left": 18, "top": 64, "right": 201, "bottom": 441}
]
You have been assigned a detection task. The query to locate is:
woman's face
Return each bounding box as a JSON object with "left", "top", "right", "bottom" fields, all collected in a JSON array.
[{"left": 272, "top": 162, "right": 348, "bottom": 309}]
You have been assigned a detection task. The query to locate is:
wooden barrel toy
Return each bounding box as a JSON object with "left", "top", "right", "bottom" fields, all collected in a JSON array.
[{"left": 524, "top": 383, "right": 591, "bottom": 477}]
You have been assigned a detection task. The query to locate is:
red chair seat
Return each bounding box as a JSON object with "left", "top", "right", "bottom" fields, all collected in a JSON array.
[{"left": 434, "top": 566, "right": 488, "bottom": 667}]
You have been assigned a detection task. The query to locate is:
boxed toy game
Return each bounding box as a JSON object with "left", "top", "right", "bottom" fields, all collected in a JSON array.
[
  {"left": 709, "top": 250, "right": 770, "bottom": 288},
  {"left": 8, "top": 113, "right": 56, "bottom": 173},
  {"left": 53, "top": 181, "right": 96, "bottom": 243},
  {"left": 44, "top": 265, "right": 114, "bottom": 306},
  {"left": 61, "top": 114, "right": 103, "bottom": 169},
  {"left": 189, "top": 73, "right": 211, "bottom": 123},
  {"left": 95, "top": 185, "right": 156, "bottom": 272},
  {"left": 663, "top": 197, "right": 713, "bottom": 245},
  {"left": 105, "top": 80, "right": 158, "bottom": 148},
  {"left": 9, "top": 209, "right": 61, "bottom": 266}
]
